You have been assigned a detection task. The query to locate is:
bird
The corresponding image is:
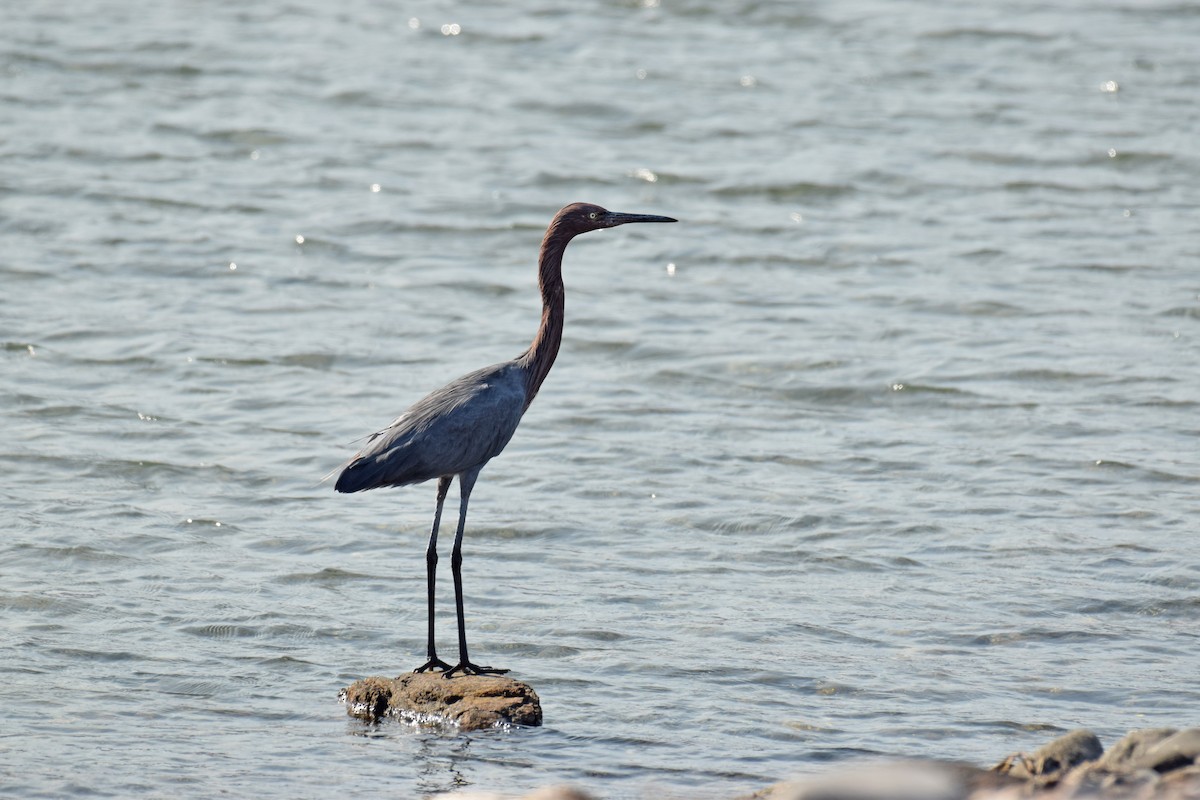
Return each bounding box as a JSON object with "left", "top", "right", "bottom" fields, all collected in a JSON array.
[{"left": 335, "top": 202, "right": 677, "bottom": 678}]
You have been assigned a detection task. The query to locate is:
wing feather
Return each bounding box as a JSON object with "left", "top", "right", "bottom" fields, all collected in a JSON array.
[{"left": 334, "top": 361, "right": 528, "bottom": 493}]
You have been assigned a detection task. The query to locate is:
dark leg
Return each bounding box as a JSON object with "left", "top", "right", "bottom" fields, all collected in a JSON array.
[
  {"left": 414, "top": 476, "right": 453, "bottom": 673},
  {"left": 444, "top": 468, "right": 509, "bottom": 678}
]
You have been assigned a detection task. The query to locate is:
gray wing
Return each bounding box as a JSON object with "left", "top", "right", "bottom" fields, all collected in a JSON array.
[{"left": 334, "top": 361, "right": 529, "bottom": 493}]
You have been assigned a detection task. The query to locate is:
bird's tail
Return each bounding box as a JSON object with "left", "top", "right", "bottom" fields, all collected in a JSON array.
[
  {"left": 322, "top": 429, "right": 387, "bottom": 490},
  {"left": 333, "top": 458, "right": 370, "bottom": 493}
]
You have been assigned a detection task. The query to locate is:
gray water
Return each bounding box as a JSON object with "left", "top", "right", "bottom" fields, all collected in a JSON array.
[{"left": 3, "top": 1, "right": 1199, "bottom": 797}]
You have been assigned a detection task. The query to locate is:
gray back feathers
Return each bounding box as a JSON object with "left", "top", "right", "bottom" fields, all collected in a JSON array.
[{"left": 335, "top": 361, "right": 529, "bottom": 493}]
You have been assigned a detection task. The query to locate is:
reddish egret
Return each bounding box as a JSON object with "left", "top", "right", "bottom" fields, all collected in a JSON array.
[{"left": 335, "top": 202, "right": 676, "bottom": 677}]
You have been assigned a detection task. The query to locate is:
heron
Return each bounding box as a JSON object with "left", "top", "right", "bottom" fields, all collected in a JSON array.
[{"left": 335, "top": 202, "right": 677, "bottom": 677}]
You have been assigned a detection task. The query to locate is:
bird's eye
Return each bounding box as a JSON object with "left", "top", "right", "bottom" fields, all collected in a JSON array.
[{"left": 588, "top": 211, "right": 598, "bottom": 220}]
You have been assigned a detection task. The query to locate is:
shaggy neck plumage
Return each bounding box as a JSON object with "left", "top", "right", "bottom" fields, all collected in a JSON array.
[{"left": 518, "top": 223, "right": 574, "bottom": 408}]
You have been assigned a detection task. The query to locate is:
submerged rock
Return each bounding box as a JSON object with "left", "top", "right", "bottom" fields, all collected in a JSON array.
[{"left": 340, "top": 672, "right": 542, "bottom": 730}]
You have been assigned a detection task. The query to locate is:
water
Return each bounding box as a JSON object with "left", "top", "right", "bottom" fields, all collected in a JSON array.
[{"left": 2, "top": 0, "right": 1199, "bottom": 797}]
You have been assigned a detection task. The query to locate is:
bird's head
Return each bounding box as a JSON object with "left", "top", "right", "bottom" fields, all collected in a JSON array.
[{"left": 551, "top": 202, "right": 677, "bottom": 236}]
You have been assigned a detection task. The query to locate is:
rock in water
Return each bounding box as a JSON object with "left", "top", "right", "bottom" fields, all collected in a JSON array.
[
  {"left": 1135, "top": 728, "right": 1200, "bottom": 773},
  {"left": 993, "top": 728, "right": 1104, "bottom": 783},
  {"left": 991, "top": 726, "right": 1200, "bottom": 798},
  {"left": 1030, "top": 728, "right": 1105, "bottom": 776},
  {"left": 1096, "top": 728, "right": 1179, "bottom": 772},
  {"left": 340, "top": 673, "right": 542, "bottom": 730}
]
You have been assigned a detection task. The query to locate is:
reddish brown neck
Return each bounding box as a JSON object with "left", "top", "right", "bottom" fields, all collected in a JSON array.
[{"left": 518, "top": 226, "right": 571, "bottom": 407}]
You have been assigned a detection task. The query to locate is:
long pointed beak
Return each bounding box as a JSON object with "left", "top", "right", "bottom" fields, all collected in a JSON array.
[{"left": 603, "top": 211, "right": 678, "bottom": 227}]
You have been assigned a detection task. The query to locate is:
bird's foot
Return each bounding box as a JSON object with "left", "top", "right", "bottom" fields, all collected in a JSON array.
[
  {"left": 442, "top": 661, "right": 510, "bottom": 678},
  {"left": 413, "top": 657, "right": 453, "bottom": 673}
]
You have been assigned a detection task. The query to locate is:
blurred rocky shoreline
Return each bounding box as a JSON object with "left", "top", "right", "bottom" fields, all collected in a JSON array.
[{"left": 433, "top": 727, "right": 1200, "bottom": 800}]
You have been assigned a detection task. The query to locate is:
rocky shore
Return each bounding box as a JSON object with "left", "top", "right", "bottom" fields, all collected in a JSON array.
[
  {"left": 454, "top": 727, "right": 1199, "bottom": 800},
  {"left": 736, "top": 727, "right": 1200, "bottom": 800},
  {"left": 340, "top": 678, "right": 1197, "bottom": 800}
]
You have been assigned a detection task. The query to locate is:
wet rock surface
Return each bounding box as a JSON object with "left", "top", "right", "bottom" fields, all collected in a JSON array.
[{"left": 340, "top": 672, "right": 542, "bottom": 730}]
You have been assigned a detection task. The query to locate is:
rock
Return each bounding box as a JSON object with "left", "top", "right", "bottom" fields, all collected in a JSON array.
[
  {"left": 755, "top": 760, "right": 1006, "bottom": 800},
  {"left": 432, "top": 788, "right": 595, "bottom": 800},
  {"left": 1159, "top": 765, "right": 1200, "bottom": 797},
  {"left": 1027, "top": 727, "right": 1200, "bottom": 799},
  {"left": 1134, "top": 729, "right": 1200, "bottom": 774},
  {"left": 519, "top": 789, "right": 596, "bottom": 800},
  {"left": 1031, "top": 729, "right": 1105, "bottom": 777},
  {"left": 1056, "top": 761, "right": 1161, "bottom": 799},
  {"left": 340, "top": 672, "right": 542, "bottom": 730},
  {"left": 993, "top": 752, "right": 1038, "bottom": 781},
  {"left": 949, "top": 727, "right": 1200, "bottom": 799},
  {"left": 994, "top": 729, "right": 1104, "bottom": 784},
  {"left": 1097, "top": 729, "right": 1179, "bottom": 772}
]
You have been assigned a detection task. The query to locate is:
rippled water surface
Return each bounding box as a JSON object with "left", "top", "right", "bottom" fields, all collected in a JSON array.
[{"left": 3, "top": 1, "right": 1199, "bottom": 797}]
